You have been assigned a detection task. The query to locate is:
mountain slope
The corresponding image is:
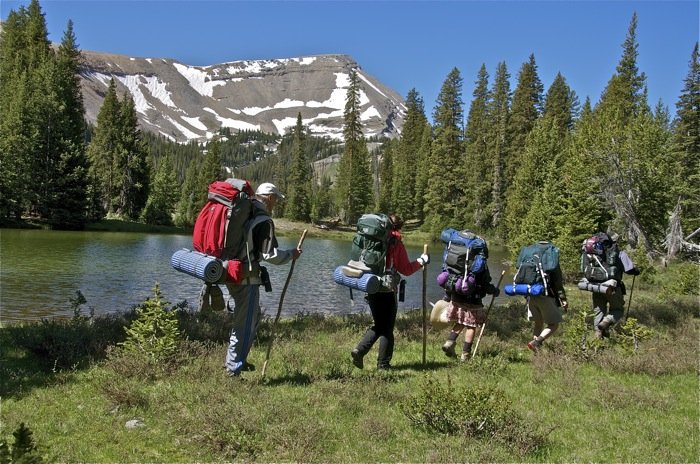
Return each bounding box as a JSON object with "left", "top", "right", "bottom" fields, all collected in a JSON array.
[{"left": 79, "top": 51, "right": 406, "bottom": 143}]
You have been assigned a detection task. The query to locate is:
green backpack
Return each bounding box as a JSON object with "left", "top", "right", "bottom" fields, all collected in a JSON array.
[
  {"left": 350, "top": 213, "right": 392, "bottom": 275},
  {"left": 513, "top": 241, "right": 561, "bottom": 289}
]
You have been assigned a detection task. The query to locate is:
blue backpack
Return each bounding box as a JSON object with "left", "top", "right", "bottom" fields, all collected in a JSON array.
[{"left": 438, "top": 228, "right": 489, "bottom": 295}]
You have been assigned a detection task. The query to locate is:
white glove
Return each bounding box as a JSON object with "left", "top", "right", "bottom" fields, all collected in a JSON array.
[{"left": 417, "top": 253, "right": 430, "bottom": 266}]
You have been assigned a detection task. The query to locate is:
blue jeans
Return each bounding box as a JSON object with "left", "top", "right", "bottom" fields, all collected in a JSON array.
[{"left": 224, "top": 283, "right": 261, "bottom": 374}]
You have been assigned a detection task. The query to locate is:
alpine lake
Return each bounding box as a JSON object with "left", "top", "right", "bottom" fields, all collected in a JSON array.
[{"left": 0, "top": 228, "right": 511, "bottom": 324}]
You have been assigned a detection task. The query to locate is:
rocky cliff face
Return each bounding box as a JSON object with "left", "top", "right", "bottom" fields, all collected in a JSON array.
[{"left": 79, "top": 51, "right": 406, "bottom": 143}]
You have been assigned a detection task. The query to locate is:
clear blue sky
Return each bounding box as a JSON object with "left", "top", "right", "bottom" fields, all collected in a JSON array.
[{"left": 3, "top": 0, "right": 698, "bottom": 120}]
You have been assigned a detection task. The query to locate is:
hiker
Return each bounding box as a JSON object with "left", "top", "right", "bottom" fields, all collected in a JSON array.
[
  {"left": 350, "top": 214, "right": 429, "bottom": 370},
  {"left": 437, "top": 229, "right": 499, "bottom": 361},
  {"left": 224, "top": 182, "right": 302, "bottom": 376},
  {"left": 580, "top": 232, "right": 639, "bottom": 338},
  {"left": 519, "top": 240, "right": 568, "bottom": 352}
]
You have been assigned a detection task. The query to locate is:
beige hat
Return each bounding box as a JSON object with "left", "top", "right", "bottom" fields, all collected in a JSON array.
[
  {"left": 255, "top": 182, "right": 285, "bottom": 199},
  {"left": 430, "top": 300, "right": 452, "bottom": 330}
]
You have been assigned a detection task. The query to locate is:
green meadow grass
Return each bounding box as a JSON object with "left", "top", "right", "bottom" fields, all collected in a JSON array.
[{"left": 1, "top": 283, "right": 697, "bottom": 462}]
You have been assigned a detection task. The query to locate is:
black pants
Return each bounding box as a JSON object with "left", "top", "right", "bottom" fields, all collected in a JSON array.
[{"left": 355, "top": 291, "right": 397, "bottom": 368}]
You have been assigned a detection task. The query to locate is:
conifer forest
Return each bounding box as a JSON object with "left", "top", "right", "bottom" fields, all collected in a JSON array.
[{"left": 1, "top": 2, "right": 698, "bottom": 278}]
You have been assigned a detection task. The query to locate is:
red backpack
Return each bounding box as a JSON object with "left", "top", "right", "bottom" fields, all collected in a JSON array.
[{"left": 192, "top": 179, "right": 255, "bottom": 282}]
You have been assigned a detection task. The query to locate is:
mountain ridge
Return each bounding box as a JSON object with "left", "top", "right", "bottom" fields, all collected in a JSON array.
[{"left": 78, "top": 50, "right": 406, "bottom": 143}]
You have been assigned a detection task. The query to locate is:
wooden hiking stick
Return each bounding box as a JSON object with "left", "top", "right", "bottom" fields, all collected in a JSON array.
[
  {"left": 472, "top": 270, "right": 505, "bottom": 357},
  {"left": 261, "top": 229, "right": 307, "bottom": 378},
  {"left": 422, "top": 244, "right": 428, "bottom": 365},
  {"left": 624, "top": 274, "right": 636, "bottom": 321}
]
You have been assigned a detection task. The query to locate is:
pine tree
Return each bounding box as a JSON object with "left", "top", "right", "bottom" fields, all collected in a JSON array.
[
  {"left": 424, "top": 68, "right": 465, "bottom": 234},
  {"left": 486, "top": 62, "right": 511, "bottom": 232},
  {"left": 0, "top": 70, "right": 31, "bottom": 220},
  {"left": 0, "top": 0, "right": 75, "bottom": 225},
  {"left": 590, "top": 13, "right": 658, "bottom": 251},
  {"left": 505, "top": 75, "right": 579, "bottom": 251},
  {"left": 413, "top": 122, "right": 433, "bottom": 222},
  {"left": 596, "top": 12, "right": 647, "bottom": 123},
  {"left": 0, "top": 8, "right": 29, "bottom": 219},
  {"left": 173, "top": 159, "right": 200, "bottom": 227},
  {"left": 505, "top": 54, "right": 544, "bottom": 197},
  {"left": 623, "top": 107, "right": 672, "bottom": 246},
  {"left": 47, "top": 20, "right": 89, "bottom": 228},
  {"left": 554, "top": 111, "right": 606, "bottom": 275},
  {"left": 197, "top": 138, "right": 223, "bottom": 206},
  {"left": 377, "top": 138, "right": 395, "bottom": 212},
  {"left": 87, "top": 79, "right": 122, "bottom": 214},
  {"left": 311, "top": 175, "right": 334, "bottom": 221},
  {"left": 505, "top": 117, "right": 565, "bottom": 252},
  {"left": 392, "top": 89, "right": 427, "bottom": 219},
  {"left": 285, "top": 113, "right": 312, "bottom": 221},
  {"left": 334, "top": 70, "right": 372, "bottom": 224},
  {"left": 117, "top": 93, "right": 150, "bottom": 219},
  {"left": 671, "top": 42, "right": 700, "bottom": 238},
  {"left": 120, "top": 284, "right": 180, "bottom": 364},
  {"left": 140, "top": 154, "right": 179, "bottom": 225},
  {"left": 543, "top": 72, "right": 579, "bottom": 135},
  {"left": 463, "top": 64, "right": 491, "bottom": 228}
]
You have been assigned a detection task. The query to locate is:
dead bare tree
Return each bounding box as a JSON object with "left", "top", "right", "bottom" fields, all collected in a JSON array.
[{"left": 602, "top": 150, "right": 655, "bottom": 259}]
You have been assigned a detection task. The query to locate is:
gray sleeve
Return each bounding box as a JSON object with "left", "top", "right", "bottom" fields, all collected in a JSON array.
[
  {"left": 619, "top": 251, "right": 635, "bottom": 273},
  {"left": 262, "top": 247, "right": 293, "bottom": 265}
]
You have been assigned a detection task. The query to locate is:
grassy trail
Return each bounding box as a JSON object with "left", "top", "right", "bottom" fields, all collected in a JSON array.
[{"left": 1, "top": 285, "right": 697, "bottom": 462}]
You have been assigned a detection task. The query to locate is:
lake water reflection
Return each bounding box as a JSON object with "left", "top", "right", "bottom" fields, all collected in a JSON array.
[{"left": 0, "top": 229, "right": 510, "bottom": 323}]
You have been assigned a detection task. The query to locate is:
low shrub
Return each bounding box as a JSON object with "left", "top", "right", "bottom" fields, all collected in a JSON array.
[
  {"left": 402, "top": 375, "right": 549, "bottom": 456},
  {"left": 6, "top": 308, "right": 132, "bottom": 371}
]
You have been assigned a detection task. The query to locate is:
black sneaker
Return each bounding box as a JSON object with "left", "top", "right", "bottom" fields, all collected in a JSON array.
[
  {"left": 241, "top": 362, "right": 256, "bottom": 372},
  {"left": 442, "top": 341, "right": 457, "bottom": 358},
  {"left": 351, "top": 350, "right": 364, "bottom": 369}
]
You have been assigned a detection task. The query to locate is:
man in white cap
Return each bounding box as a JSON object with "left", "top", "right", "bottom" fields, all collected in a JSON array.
[{"left": 224, "top": 182, "right": 302, "bottom": 376}]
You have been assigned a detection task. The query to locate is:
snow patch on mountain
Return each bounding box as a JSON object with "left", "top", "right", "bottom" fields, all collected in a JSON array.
[
  {"left": 173, "top": 62, "right": 225, "bottom": 97},
  {"left": 203, "top": 107, "right": 260, "bottom": 132}
]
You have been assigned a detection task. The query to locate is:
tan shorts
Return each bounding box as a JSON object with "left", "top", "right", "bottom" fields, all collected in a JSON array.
[{"left": 528, "top": 296, "right": 563, "bottom": 325}]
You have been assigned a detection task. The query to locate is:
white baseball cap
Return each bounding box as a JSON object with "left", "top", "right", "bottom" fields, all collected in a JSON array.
[{"left": 255, "top": 182, "right": 285, "bottom": 199}]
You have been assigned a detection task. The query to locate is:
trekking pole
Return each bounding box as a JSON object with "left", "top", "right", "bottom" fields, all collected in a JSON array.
[
  {"left": 624, "top": 274, "right": 636, "bottom": 321},
  {"left": 472, "top": 270, "right": 506, "bottom": 357},
  {"left": 422, "top": 244, "right": 428, "bottom": 365},
  {"left": 261, "top": 229, "right": 307, "bottom": 379}
]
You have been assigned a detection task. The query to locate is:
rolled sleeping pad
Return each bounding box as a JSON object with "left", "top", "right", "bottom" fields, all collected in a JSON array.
[
  {"left": 577, "top": 280, "right": 614, "bottom": 295},
  {"left": 504, "top": 283, "right": 546, "bottom": 296},
  {"left": 171, "top": 248, "right": 224, "bottom": 283},
  {"left": 333, "top": 266, "right": 381, "bottom": 294}
]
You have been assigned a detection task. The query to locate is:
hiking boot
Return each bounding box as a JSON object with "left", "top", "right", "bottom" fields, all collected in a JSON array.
[
  {"left": 351, "top": 350, "right": 364, "bottom": 369},
  {"left": 377, "top": 363, "right": 392, "bottom": 370},
  {"left": 527, "top": 338, "right": 541, "bottom": 352},
  {"left": 241, "top": 362, "right": 256, "bottom": 372},
  {"left": 597, "top": 318, "right": 612, "bottom": 331},
  {"left": 442, "top": 340, "right": 457, "bottom": 358},
  {"left": 460, "top": 352, "right": 471, "bottom": 362}
]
